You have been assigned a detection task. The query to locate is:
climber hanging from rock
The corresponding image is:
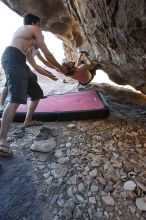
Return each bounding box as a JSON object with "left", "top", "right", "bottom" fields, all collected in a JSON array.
[{"left": 62, "top": 50, "right": 102, "bottom": 86}]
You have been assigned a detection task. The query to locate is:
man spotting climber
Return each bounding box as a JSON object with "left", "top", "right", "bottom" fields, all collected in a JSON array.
[{"left": 0, "top": 13, "right": 65, "bottom": 157}]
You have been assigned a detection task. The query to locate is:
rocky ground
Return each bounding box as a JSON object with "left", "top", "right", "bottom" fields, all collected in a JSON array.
[{"left": 0, "top": 80, "right": 146, "bottom": 220}]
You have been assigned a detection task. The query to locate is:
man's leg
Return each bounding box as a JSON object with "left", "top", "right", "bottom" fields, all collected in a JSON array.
[
  {"left": 0, "top": 103, "right": 19, "bottom": 154},
  {"left": 0, "top": 87, "right": 8, "bottom": 107},
  {"left": 23, "top": 99, "right": 41, "bottom": 127},
  {"left": 25, "top": 71, "right": 44, "bottom": 127}
]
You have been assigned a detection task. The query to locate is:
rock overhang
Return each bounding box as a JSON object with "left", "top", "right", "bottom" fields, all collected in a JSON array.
[{"left": 2, "top": 0, "right": 146, "bottom": 94}]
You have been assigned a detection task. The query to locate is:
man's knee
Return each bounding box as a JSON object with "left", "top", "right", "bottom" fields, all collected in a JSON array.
[{"left": 30, "top": 98, "right": 40, "bottom": 103}]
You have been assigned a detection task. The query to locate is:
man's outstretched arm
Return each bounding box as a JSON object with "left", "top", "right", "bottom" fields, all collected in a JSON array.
[
  {"left": 36, "top": 51, "right": 59, "bottom": 71},
  {"left": 33, "top": 26, "right": 66, "bottom": 73},
  {"left": 27, "top": 52, "right": 58, "bottom": 81}
]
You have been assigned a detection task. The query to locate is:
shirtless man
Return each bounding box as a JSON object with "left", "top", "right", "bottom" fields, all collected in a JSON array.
[{"left": 0, "top": 13, "right": 65, "bottom": 157}]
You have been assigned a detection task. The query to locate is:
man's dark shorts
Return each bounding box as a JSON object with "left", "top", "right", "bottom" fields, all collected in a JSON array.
[{"left": 1, "top": 46, "right": 43, "bottom": 104}]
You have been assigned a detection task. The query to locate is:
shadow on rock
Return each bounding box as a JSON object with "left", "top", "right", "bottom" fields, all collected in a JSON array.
[{"left": 0, "top": 156, "right": 42, "bottom": 220}]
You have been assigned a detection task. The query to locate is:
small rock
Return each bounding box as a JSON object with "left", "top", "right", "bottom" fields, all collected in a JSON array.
[
  {"left": 45, "top": 176, "right": 53, "bottom": 185},
  {"left": 104, "top": 211, "right": 109, "bottom": 218},
  {"left": 30, "top": 138, "right": 56, "bottom": 152},
  {"left": 89, "top": 197, "right": 96, "bottom": 204},
  {"left": 102, "top": 196, "right": 115, "bottom": 206},
  {"left": 73, "top": 206, "right": 82, "bottom": 218},
  {"left": 57, "top": 178, "right": 63, "bottom": 187},
  {"left": 55, "top": 149, "right": 63, "bottom": 158},
  {"left": 88, "top": 208, "right": 93, "bottom": 219},
  {"left": 38, "top": 155, "right": 48, "bottom": 162},
  {"left": 51, "top": 165, "right": 68, "bottom": 178},
  {"left": 57, "top": 198, "right": 65, "bottom": 208},
  {"left": 38, "top": 165, "right": 45, "bottom": 169},
  {"left": 124, "top": 180, "right": 136, "bottom": 191},
  {"left": 70, "top": 175, "right": 77, "bottom": 185},
  {"left": 43, "top": 172, "right": 50, "bottom": 179},
  {"left": 113, "top": 162, "right": 122, "bottom": 168},
  {"left": 64, "top": 198, "right": 75, "bottom": 219},
  {"left": 57, "top": 157, "right": 69, "bottom": 164},
  {"left": 67, "top": 124, "right": 76, "bottom": 128},
  {"left": 129, "top": 205, "right": 136, "bottom": 214},
  {"left": 85, "top": 166, "right": 90, "bottom": 172},
  {"left": 136, "top": 197, "right": 146, "bottom": 211},
  {"left": 89, "top": 168, "right": 97, "bottom": 177},
  {"left": 90, "top": 185, "right": 99, "bottom": 192},
  {"left": 67, "top": 186, "right": 73, "bottom": 197},
  {"left": 78, "top": 183, "right": 85, "bottom": 192},
  {"left": 66, "top": 142, "right": 72, "bottom": 148},
  {"left": 76, "top": 195, "right": 86, "bottom": 203}
]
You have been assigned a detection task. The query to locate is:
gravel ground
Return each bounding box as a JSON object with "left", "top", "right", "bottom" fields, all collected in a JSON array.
[{"left": 0, "top": 76, "right": 146, "bottom": 220}]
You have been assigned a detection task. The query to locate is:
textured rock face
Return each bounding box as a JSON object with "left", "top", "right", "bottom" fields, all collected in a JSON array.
[
  {"left": 66, "top": 0, "right": 146, "bottom": 92},
  {"left": 2, "top": 0, "right": 146, "bottom": 93}
]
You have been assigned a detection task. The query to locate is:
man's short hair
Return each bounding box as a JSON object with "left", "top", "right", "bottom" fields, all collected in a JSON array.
[{"left": 24, "top": 13, "right": 41, "bottom": 25}]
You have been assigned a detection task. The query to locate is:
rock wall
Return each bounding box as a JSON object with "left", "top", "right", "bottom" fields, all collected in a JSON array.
[
  {"left": 2, "top": 0, "right": 146, "bottom": 93},
  {"left": 66, "top": 0, "right": 146, "bottom": 93}
]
